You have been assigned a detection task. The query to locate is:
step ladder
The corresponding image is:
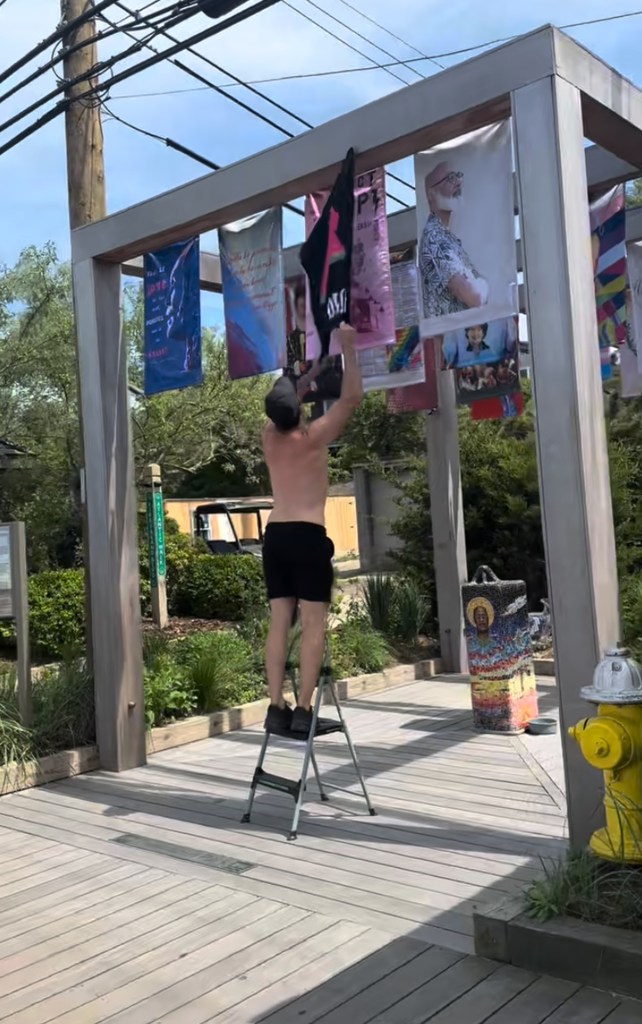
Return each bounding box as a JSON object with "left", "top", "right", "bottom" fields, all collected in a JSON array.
[{"left": 241, "top": 660, "right": 376, "bottom": 840}]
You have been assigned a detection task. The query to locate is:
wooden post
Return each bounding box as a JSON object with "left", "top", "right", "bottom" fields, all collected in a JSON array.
[
  {"left": 425, "top": 370, "right": 468, "bottom": 674},
  {"left": 72, "top": 258, "right": 145, "bottom": 772},
  {"left": 144, "top": 464, "right": 169, "bottom": 629},
  {"left": 512, "top": 75, "right": 620, "bottom": 849},
  {"left": 10, "top": 524, "right": 31, "bottom": 727},
  {"left": 61, "top": 0, "right": 107, "bottom": 673}
]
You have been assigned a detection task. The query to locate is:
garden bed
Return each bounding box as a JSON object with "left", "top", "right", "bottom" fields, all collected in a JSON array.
[{"left": 1, "top": 657, "right": 442, "bottom": 795}]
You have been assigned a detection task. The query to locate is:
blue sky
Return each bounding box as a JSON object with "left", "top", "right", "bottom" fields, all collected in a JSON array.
[{"left": 0, "top": 0, "right": 640, "bottom": 329}]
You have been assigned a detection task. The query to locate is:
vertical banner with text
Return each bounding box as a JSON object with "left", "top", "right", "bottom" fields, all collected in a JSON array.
[
  {"left": 305, "top": 166, "right": 395, "bottom": 359},
  {"left": 144, "top": 238, "right": 202, "bottom": 396},
  {"left": 220, "top": 208, "right": 287, "bottom": 380}
]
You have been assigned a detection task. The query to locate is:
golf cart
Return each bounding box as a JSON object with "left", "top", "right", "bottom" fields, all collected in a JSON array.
[{"left": 193, "top": 500, "right": 272, "bottom": 558}]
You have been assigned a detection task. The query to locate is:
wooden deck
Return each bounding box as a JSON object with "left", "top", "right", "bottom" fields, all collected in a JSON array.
[{"left": 0, "top": 675, "right": 639, "bottom": 1023}]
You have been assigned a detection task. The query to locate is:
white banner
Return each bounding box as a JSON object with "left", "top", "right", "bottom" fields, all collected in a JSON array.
[{"left": 414, "top": 121, "right": 518, "bottom": 338}]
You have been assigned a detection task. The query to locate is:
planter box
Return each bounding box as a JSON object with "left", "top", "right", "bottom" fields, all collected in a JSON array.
[
  {"left": 474, "top": 897, "right": 642, "bottom": 1000},
  {"left": 0, "top": 659, "right": 443, "bottom": 794},
  {"left": 1, "top": 745, "right": 99, "bottom": 797},
  {"left": 147, "top": 658, "right": 443, "bottom": 754}
]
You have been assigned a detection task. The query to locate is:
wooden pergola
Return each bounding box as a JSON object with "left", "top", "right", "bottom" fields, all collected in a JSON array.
[{"left": 71, "top": 24, "right": 642, "bottom": 849}]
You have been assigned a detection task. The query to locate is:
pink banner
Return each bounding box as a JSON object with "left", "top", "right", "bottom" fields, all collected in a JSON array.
[{"left": 305, "top": 167, "right": 394, "bottom": 358}]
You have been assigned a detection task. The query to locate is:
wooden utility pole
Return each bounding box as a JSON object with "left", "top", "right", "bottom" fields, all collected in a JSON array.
[
  {"left": 61, "top": 0, "right": 107, "bottom": 668},
  {"left": 61, "top": 0, "right": 106, "bottom": 228}
]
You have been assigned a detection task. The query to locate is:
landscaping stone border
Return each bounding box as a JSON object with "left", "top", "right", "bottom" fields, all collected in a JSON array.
[
  {"left": 0, "top": 658, "right": 443, "bottom": 796},
  {"left": 474, "top": 897, "right": 642, "bottom": 1001}
]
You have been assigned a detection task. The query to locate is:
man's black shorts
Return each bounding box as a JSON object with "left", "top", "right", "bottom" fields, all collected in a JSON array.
[{"left": 262, "top": 522, "right": 335, "bottom": 603}]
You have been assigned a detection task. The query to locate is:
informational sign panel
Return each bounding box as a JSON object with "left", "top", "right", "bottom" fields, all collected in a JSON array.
[
  {"left": 0, "top": 525, "right": 11, "bottom": 617},
  {"left": 0, "top": 522, "right": 30, "bottom": 724}
]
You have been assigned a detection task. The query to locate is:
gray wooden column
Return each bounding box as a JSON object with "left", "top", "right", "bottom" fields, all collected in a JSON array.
[
  {"left": 72, "top": 258, "right": 146, "bottom": 772},
  {"left": 425, "top": 369, "right": 468, "bottom": 674},
  {"left": 512, "top": 76, "right": 620, "bottom": 848}
]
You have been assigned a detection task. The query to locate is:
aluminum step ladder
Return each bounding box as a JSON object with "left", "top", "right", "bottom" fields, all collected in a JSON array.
[{"left": 241, "top": 660, "right": 376, "bottom": 840}]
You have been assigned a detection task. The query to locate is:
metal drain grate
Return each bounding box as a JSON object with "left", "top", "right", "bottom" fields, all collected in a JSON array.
[{"left": 111, "top": 834, "right": 254, "bottom": 875}]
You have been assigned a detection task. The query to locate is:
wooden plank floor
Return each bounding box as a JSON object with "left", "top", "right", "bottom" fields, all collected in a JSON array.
[{"left": 0, "top": 675, "right": 638, "bottom": 1023}]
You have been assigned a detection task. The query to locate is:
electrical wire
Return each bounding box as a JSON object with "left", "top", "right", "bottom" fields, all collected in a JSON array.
[
  {"left": 284, "top": 0, "right": 414, "bottom": 87},
  {"left": 333, "top": 0, "right": 446, "bottom": 70},
  {"left": 111, "top": 7, "right": 642, "bottom": 89},
  {"left": 0, "top": 0, "right": 178, "bottom": 107},
  {"left": 0, "top": 0, "right": 281, "bottom": 154},
  {"left": 103, "top": 99, "right": 304, "bottom": 215},
  {"left": 112, "top": 0, "right": 413, "bottom": 202}
]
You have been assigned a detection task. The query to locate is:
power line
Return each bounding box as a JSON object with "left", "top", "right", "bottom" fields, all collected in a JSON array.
[
  {"left": 103, "top": 100, "right": 304, "bottom": 215},
  {"left": 113, "top": 0, "right": 414, "bottom": 201},
  {"left": 284, "top": 0, "right": 413, "bottom": 87},
  {"left": 0, "top": 0, "right": 179, "bottom": 108},
  {"left": 113, "top": 7, "right": 642, "bottom": 89},
  {"left": 0, "top": 0, "right": 281, "bottom": 156},
  {"left": 333, "top": 0, "right": 446, "bottom": 70}
]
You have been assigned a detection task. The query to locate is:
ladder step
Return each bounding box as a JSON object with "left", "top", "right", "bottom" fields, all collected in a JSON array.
[
  {"left": 265, "top": 718, "right": 343, "bottom": 741},
  {"left": 254, "top": 768, "right": 301, "bottom": 800}
]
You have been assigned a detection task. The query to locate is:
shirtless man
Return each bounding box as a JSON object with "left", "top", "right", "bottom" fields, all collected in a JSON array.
[{"left": 261, "top": 322, "right": 362, "bottom": 735}]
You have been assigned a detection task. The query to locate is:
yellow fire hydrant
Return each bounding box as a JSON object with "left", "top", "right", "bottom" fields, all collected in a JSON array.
[{"left": 569, "top": 647, "right": 642, "bottom": 863}]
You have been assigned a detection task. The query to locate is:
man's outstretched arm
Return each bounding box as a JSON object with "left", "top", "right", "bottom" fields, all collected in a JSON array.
[{"left": 308, "top": 323, "right": 363, "bottom": 446}]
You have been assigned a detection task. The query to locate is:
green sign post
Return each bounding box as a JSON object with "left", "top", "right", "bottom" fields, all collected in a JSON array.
[{"left": 144, "top": 464, "right": 168, "bottom": 627}]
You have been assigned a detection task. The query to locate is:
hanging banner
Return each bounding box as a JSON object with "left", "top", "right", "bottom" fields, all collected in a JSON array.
[
  {"left": 219, "top": 208, "right": 287, "bottom": 380},
  {"left": 358, "top": 333, "right": 425, "bottom": 393},
  {"left": 387, "top": 339, "right": 438, "bottom": 413},
  {"left": 414, "top": 121, "right": 518, "bottom": 339},
  {"left": 144, "top": 238, "right": 202, "bottom": 396},
  {"left": 628, "top": 241, "right": 642, "bottom": 376},
  {"left": 282, "top": 273, "right": 343, "bottom": 403},
  {"left": 470, "top": 393, "right": 524, "bottom": 421},
  {"left": 590, "top": 185, "right": 627, "bottom": 381},
  {"left": 440, "top": 316, "right": 520, "bottom": 407},
  {"left": 304, "top": 165, "right": 395, "bottom": 359},
  {"left": 621, "top": 284, "right": 642, "bottom": 399}
]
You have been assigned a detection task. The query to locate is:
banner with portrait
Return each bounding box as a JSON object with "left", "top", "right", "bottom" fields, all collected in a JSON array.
[
  {"left": 441, "top": 316, "right": 520, "bottom": 407},
  {"left": 304, "top": 166, "right": 395, "bottom": 359},
  {"left": 629, "top": 241, "right": 642, "bottom": 376},
  {"left": 143, "top": 238, "right": 202, "bottom": 396},
  {"left": 283, "top": 273, "right": 343, "bottom": 403},
  {"left": 414, "top": 121, "right": 518, "bottom": 339},
  {"left": 219, "top": 208, "right": 287, "bottom": 380},
  {"left": 621, "top": 270, "right": 642, "bottom": 399},
  {"left": 590, "top": 185, "right": 627, "bottom": 381}
]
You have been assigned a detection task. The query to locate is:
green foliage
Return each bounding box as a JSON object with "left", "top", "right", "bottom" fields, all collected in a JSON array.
[
  {"left": 174, "top": 554, "right": 266, "bottom": 621},
  {"left": 329, "top": 614, "right": 391, "bottom": 679},
  {"left": 138, "top": 514, "right": 207, "bottom": 616},
  {"left": 361, "top": 574, "right": 430, "bottom": 644},
  {"left": 28, "top": 569, "right": 85, "bottom": 658},
  {"left": 0, "top": 674, "right": 33, "bottom": 771},
  {"left": 174, "top": 630, "right": 263, "bottom": 711},
  {"left": 143, "top": 655, "right": 196, "bottom": 729},
  {"left": 330, "top": 390, "right": 425, "bottom": 480},
  {"left": 31, "top": 658, "right": 95, "bottom": 755},
  {"left": 526, "top": 851, "right": 642, "bottom": 931}
]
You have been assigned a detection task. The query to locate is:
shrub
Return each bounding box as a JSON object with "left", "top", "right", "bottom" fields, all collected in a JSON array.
[
  {"left": 174, "top": 554, "right": 265, "bottom": 621},
  {"left": 28, "top": 570, "right": 85, "bottom": 658},
  {"left": 526, "top": 851, "right": 642, "bottom": 932},
  {"left": 144, "top": 655, "right": 196, "bottom": 728},
  {"left": 0, "top": 674, "right": 33, "bottom": 770},
  {"left": 361, "top": 574, "right": 431, "bottom": 644},
  {"left": 329, "top": 616, "right": 391, "bottom": 679},
  {"left": 31, "top": 657, "right": 95, "bottom": 755},
  {"left": 175, "top": 630, "right": 263, "bottom": 711}
]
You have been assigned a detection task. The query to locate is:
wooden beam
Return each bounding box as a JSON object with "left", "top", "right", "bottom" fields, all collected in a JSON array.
[
  {"left": 72, "top": 258, "right": 146, "bottom": 772},
  {"left": 73, "top": 26, "right": 557, "bottom": 263},
  {"left": 513, "top": 75, "right": 620, "bottom": 850}
]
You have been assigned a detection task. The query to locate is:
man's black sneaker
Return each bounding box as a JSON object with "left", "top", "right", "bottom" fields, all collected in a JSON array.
[
  {"left": 291, "top": 706, "right": 314, "bottom": 735},
  {"left": 264, "top": 703, "right": 293, "bottom": 733}
]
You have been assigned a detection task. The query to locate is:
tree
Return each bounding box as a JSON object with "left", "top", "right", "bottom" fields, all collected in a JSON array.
[{"left": 626, "top": 178, "right": 642, "bottom": 207}]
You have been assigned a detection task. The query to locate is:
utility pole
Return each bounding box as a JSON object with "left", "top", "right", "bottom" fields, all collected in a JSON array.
[{"left": 61, "top": 0, "right": 108, "bottom": 667}]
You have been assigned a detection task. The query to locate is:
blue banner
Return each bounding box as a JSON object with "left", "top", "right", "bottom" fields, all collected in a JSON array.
[{"left": 144, "top": 238, "right": 202, "bottom": 396}]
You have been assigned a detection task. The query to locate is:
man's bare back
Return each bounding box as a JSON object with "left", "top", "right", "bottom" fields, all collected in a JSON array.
[{"left": 262, "top": 322, "right": 362, "bottom": 528}]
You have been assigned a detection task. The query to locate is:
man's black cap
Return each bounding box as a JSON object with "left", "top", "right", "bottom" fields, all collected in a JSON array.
[{"left": 265, "top": 376, "right": 300, "bottom": 431}]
